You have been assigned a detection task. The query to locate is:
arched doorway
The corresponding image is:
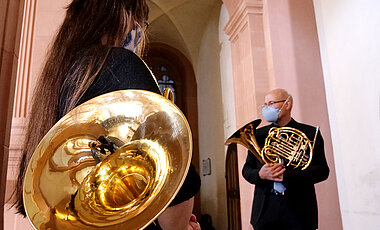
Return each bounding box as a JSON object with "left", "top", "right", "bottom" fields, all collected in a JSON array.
[
  {"left": 144, "top": 43, "right": 201, "bottom": 217},
  {"left": 225, "top": 144, "right": 242, "bottom": 230}
]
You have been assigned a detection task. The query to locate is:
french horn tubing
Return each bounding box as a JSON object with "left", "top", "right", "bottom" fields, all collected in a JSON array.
[
  {"left": 23, "top": 89, "right": 192, "bottom": 230},
  {"left": 225, "top": 119, "right": 318, "bottom": 170}
]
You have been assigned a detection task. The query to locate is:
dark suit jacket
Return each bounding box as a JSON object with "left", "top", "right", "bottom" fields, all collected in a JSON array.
[{"left": 242, "top": 119, "right": 329, "bottom": 228}]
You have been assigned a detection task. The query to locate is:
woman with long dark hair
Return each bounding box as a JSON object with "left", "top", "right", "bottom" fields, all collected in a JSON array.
[{"left": 13, "top": 0, "right": 200, "bottom": 229}]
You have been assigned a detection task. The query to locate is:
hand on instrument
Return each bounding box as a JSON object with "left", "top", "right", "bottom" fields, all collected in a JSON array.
[
  {"left": 187, "top": 214, "right": 201, "bottom": 230},
  {"left": 259, "top": 163, "right": 285, "bottom": 182}
]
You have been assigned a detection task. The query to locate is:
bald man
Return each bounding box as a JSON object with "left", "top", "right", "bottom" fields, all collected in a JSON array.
[{"left": 242, "top": 89, "right": 330, "bottom": 230}]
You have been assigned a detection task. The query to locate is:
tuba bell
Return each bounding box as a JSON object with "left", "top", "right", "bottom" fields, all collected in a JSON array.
[
  {"left": 23, "top": 89, "right": 192, "bottom": 229},
  {"left": 225, "top": 119, "right": 318, "bottom": 170}
]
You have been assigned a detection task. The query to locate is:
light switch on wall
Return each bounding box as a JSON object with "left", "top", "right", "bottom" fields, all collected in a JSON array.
[{"left": 202, "top": 158, "right": 211, "bottom": 176}]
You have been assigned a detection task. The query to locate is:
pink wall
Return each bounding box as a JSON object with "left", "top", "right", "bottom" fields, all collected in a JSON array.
[
  {"left": 0, "top": 0, "right": 24, "bottom": 227},
  {"left": 224, "top": 0, "right": 342, "bottom": 229},
  {"left": 265, "top": 1, "right": 342, "bottom": 229},
  {"left": 225, "top": 1, "right": 272, "bottom": 229},
  {"left": 4, "top": 0, "right": 67, "bottom": 228}
]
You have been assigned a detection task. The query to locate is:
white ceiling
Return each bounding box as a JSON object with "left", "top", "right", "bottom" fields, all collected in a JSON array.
[{"left": 147, "top": 0, "right": 222, "bottom": 63}]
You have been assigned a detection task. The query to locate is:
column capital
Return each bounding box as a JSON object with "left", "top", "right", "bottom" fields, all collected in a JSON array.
[{"left": 224, "top": 0, "right": 263, "bottom": 41}]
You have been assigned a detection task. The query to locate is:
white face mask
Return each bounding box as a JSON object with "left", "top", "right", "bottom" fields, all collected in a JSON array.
[
  {"left": 262, "top": 96, "right": 290, "bottom": 123},
  {"left": 123, "top": 26, "right": 142, "bottom": 54}
]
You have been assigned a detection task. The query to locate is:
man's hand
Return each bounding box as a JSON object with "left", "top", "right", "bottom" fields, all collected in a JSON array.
[{"left": 259, "top": 163, "right": 285, "bottom": 181}]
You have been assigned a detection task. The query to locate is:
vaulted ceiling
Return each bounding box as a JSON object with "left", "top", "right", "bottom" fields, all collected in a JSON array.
[{"left": 148, "top": 0, "right": 222, "bottom": 63}]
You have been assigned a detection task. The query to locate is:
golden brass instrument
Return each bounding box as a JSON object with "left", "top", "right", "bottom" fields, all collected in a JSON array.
[
  {"left": 23, "top": 90, "right": 192, "bottom": 230},
  {"left": 225, "top": 119, "right": 265, "bottom": 164},
  {"left": 225, "top": 119, "right": 318, "bottom": 170}
]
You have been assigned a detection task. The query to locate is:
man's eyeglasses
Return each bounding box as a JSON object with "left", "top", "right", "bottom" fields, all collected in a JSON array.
[{"left": 262, "top": 100, "right": 287, "bottom": 107}]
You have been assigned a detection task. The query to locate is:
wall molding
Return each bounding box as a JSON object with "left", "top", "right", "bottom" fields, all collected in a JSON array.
[
  {"left": 8, "top": 0, "right": 37, "bottom": 181},
  {"left": 224, "top": 0, "right": 263, "bottom": 41},
  {"left": 14, "top": 0, "right": 36, "bottom": 119}
]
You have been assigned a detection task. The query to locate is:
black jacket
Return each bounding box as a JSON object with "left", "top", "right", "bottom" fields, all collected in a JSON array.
[
  {"left": 59, "top": 47, "right": 200, "bottom": 229},
  {"left": 242, "top": 118, "right": 329, "bottom": 228}
]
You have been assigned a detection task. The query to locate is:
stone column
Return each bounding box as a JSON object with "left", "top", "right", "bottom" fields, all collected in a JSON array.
[
  {"left": 0, "top": 0, "right": 25, "bottom": 227},
  {"left": 3, "top": 1, "right": 38, "bottom": 229},
  {"left": 7, "top": 0, "right": 37, "bottom": 189},
  {"left": 224, "top": 0, "right": 273, "bottom": 228}
]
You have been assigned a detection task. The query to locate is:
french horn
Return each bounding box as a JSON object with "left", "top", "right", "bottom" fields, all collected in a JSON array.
[
  {"left": 225, "top": 119, "right": 318, "bottom": 170},
  {"left": 23, "top": 89, "right": 192, "bottom": 229}
]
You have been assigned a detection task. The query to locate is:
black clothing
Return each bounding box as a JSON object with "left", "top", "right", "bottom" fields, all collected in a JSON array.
[
  {"left": 58, "top": 47, "right": 200, "bottom": 229},
  {"left": 242, "top": 119, "right": 329, "bottom": 230},
  {"left": 76, "top": 48, "right": 161, "bottom": 106},
  {"left": 58, "top": 47, "right": 161, "bottom": 118}
]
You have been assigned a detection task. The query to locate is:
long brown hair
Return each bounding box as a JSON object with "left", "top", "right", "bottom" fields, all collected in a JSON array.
[{"left": 13, "top": 0, "right": 149, "bottom": 215}]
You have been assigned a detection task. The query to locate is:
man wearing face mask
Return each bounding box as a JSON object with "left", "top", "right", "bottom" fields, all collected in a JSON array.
[{"left": 242, "top": 88, "right": 330, "bottom": 230}]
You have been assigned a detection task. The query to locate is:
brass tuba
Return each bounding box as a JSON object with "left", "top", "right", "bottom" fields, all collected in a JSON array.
[
  {"left": 225, "top": 119, "right": 318, "bottom": 170},
  {"left": 23, "top": 89, "right": 192, "bottom": 229}
]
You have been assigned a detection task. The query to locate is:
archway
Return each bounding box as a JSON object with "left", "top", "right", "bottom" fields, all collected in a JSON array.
[{"left": 144, "top": 43, "right": 201, "bottom": 217}]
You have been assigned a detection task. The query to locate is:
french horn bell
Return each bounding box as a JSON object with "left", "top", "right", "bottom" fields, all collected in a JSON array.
[{"left": 23, "top": 89, "right": 192, "bottom": 229}]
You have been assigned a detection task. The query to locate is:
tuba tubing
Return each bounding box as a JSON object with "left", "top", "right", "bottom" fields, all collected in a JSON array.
[{"left": 23, "top": 90, "right": 192, "bottom": 230}]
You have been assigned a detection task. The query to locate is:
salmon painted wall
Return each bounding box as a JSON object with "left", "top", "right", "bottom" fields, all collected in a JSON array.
[
  {"left": 5, "top": 0, "right": 68, "bottom": 229},
  {"left": 265, "top": 0, "right": 342, "bottom": 229}
]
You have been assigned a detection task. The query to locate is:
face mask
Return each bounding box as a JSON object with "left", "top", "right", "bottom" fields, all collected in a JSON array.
[
  {"left": 262, "top": 96, "right": 290, "bottom": 123},
  {"left": 123, "top": 26, "right": 142, "bottom": 54},
  {"left": 262, "top": 106, "right": 281, "bottom": 123}
]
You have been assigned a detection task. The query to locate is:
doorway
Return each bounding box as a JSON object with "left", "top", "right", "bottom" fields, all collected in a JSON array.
[
  {"left": 225, "top": 144, "right": 242, "bottom": 230},
  {"left": 145, "top": 43, "right": 201, "bottom": 217}
]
